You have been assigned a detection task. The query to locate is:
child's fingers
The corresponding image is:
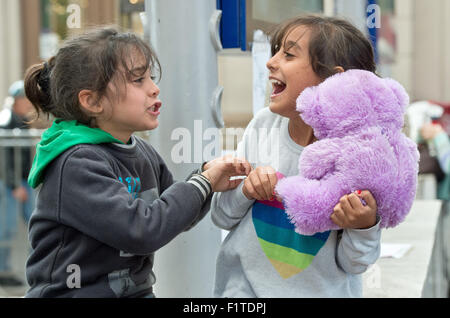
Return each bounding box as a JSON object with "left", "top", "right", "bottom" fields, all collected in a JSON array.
[
  {"left": 338, "top": 195, "right": 353, "bottom": 213},
  {"left": 246, "top": 173, "right": 265, "bottom": 200},
  {"left": 358, "top": 190, "right": 377, "bottom": 210},
  {"left": 266, "top": 167, "right": 278, "bottom": 190},
  {"left": 221, "top": 158, "right": 243, "bottom": 174},
  {"left": 254, "top": 169, "right": 273, "bottom": 200},
  {"left": 243, "top": 161, "right": 253, "bottom": 175},
  {"left": 331, "top": 204, "right": 345, "bottom": 227},
  {"left": 258, "top": 167, "right": 276, "bottom": 200},
  {"left": 228, "top": 177, "right": 243, "bottom": 189},
  {"left": 234, "top": 158, "right": 252, "bottom": 175},
  {"left": 222, "top": 154, "right": 235, "bottom": 163},
  {"left": 229, "top": 158, "right": 243, "bottom": 175},
  {"left": 242, "top": 166, "right": 278, "bottom": 201},
  {"left": 347, "top": 193, "right": 363, "bottom": 210},
  {"left": 221, "top": 157, "right": 250, "bottom": 176},
  {"left": 258, "top": 167, "right": 278, "bottom": 200}
]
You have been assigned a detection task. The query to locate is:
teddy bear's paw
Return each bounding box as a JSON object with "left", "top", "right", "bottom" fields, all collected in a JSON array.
[{"left": 290, "top": 212, "right": 339, "bottom": 236}]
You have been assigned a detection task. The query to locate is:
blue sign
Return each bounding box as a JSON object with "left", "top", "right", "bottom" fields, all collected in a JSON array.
[{"left": 216, "top": 0, "right": 246, "bottom": 51}]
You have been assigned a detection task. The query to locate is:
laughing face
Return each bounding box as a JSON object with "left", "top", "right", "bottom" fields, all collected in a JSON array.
[{"left": 266, "top": 25, "right": 322, "bottom": 120}]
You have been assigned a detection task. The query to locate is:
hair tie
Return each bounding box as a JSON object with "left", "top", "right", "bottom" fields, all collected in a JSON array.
[{"left": 38, "top": 61, "right": 51, "bottom": 94}]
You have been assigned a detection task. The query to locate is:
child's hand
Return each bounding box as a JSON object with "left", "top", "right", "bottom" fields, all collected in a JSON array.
[
  {"left": 330, "top": 190, "right": 378, "bottom": 230},
  {"left": 12, "top": 186, "right": 28, "bottom": 203},
  {"left": 202, "top": 155, "right": 252, "bottom": 192},
  {"left": 420, "top": 122, "right": 444, "bottom": 141},
  {"left": 242, "top": 166, "right": 278, "bottom": 201}
]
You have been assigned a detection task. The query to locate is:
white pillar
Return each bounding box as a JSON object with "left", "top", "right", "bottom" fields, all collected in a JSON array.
[
  {"left": 335, "top": 0, "right": 367, "bottom": 33},
  {"left": 412, "top": 0, "right": 450, "bottom": 101},
  {"left": 390, "top": 0, "right": 414, "bottom": 95},
  {"left": 323, "top": 0, "right": 336, "bottom": 17},
  {"left": 0, "top": 0, "right": 23, "bottom": 108},
  {"left": 144, "top": 0, "right": 223, "bottom": 297}
]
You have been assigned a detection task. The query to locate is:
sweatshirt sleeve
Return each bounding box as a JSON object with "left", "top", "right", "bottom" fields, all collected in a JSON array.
[
  {"left": 152, "top": 145, "right": 213, "bottom": 231},
  {"left": 335, "top": 215, "right": 382, "bottom": 274},
  {"left": 185, "top": 168, "right": 213, "bottom": 230},
  {"left": 210, "top": 129, "right": 255, "bottom": 231},
  {"left": 57, "top": 147, "right": 209, "bottom": 256},
  {"left": 433, "top": 132, "right": 450, "bottom": 174}
]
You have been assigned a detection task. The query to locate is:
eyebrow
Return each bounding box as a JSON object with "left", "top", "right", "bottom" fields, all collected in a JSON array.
[
  {"left": 129, "top": 66, "right": 148, "bottom": 74},
  {"left": 285, "top": 41, "right": 302, "bottom": 51},
  {"left": 283, "top": 29, "right": 307, "bottom": 52}
]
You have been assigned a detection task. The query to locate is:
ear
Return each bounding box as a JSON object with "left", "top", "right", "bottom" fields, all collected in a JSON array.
[
  {"left": 334, "top": 66, "right": 345, "bottom": 73},
  {"left": 78, "top": 90, "right": 104, "bottom": 116}
]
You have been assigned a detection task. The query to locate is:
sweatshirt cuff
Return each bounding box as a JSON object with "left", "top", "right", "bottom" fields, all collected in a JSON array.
[
  {"left": 433, "top": 132, "right": 450, "bottom": 151},
  {"left": 433, "top": 132, "right": 450, "bottom": 149},
  {"left": 187, "top": 174, "right": 212, "bottom": 201},
  {"left": 345, "top": 213, "right": 382, "bottom": 238},
  {"left": 236, "top": 181, "right": 255, "bottom": 205}
]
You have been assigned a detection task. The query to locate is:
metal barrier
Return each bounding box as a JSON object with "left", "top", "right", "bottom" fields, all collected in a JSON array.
[{"left": 0, "top": 129, "right": 43, "bottom": 257}]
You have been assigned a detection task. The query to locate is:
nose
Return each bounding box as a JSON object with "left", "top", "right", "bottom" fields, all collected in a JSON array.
[
  {"left": 148, "top": 79, "right": 160, "bottom": 97},
  {"left": 266, "top": 53, "right": 278, "bottom": 72}
]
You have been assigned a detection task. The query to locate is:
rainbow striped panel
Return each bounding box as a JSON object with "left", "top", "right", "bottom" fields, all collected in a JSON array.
[{"left": 252, "top": 199, "right": 330, "bottom": 279}]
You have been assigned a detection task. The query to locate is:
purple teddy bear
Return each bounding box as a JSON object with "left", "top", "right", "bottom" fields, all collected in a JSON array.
[{"left": 275, "top": 70, "right": 419, "bottom": 235}]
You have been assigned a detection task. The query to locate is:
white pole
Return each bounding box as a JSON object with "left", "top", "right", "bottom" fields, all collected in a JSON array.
[
  {"left": 335, "top": 0, "right": 367, "bottom": 33},
  {"left": 144, "top": 0, "right": 223, "bottom": 297},
  {"left": 323, "top": 0, "right": 336, "bottom": 17},
  {"left": 0, "top": 0, "right": 23, "bottom": 108}
]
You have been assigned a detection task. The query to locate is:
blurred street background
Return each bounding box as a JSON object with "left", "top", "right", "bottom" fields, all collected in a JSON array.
[{"left": 1, "top": 0, "right": 450, "bottom": 298}]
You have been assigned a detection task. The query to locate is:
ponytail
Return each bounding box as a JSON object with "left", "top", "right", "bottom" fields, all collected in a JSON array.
[{"left": 24, "top": 56, "right": 55, "bottom": 119}]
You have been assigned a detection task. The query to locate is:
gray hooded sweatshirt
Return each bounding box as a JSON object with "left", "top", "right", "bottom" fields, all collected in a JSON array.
[
  {"left": 211, "top": 107, "right": 381, "bottom": 298},
  {"left": 26, "top": 136, "right": 211, "bottom": 298}
]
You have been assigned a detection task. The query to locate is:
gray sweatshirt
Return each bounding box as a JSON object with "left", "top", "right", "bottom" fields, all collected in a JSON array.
[
  {"left": 26, "top": 136, "right": 211, "bottom": 298},
  {"left": 211, "top": 107, "right": 381, "bottom": 298}
]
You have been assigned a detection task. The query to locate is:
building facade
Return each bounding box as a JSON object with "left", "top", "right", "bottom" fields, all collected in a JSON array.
[{"left": 1, "top": 0, "right": 147, "bottom": 105}]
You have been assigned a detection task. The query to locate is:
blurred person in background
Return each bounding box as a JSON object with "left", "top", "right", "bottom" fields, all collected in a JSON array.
[
  {"left": 420, "top": 121, "right": 450, "bottom": 297},
  {"left": 0, "top": 80, "right": 36, "bottom": 287}
]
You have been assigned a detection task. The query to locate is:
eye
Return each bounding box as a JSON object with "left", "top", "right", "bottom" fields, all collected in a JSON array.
[
  {"left": 134, "top": 77, "right": 145, "bottom": 84},
  {"left": 284, "top": 51, "right": 295, "bottom": 58}
]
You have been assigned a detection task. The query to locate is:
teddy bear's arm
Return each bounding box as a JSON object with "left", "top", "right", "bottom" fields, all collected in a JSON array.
[
  {"left": 299, "top": 139, "right": 342, "bottom": 180},
  {"left": 275, "top": 175, "right": 342, "bottom": 235}
]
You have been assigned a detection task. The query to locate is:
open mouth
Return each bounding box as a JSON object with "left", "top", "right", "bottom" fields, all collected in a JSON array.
[
  {"left": 147, "top": 102, "right": 162, "bottom": 115},
  {"left": 270, "top": 78, "right": 286, "bottom": 97}
]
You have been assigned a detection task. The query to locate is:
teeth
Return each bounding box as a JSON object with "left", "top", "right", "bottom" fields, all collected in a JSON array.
[{"left": 270, "top": 79, "right": 285, "bottom": 86}]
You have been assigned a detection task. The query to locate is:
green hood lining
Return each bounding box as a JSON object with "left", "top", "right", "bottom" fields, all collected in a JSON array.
[{"left": 28, "top": 119, "right": 123, "bottom": 188}]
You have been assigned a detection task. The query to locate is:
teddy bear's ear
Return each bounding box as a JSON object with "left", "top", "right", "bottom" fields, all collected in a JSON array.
[
  {"left": 384, "top": 78, "right": 410, "bottom": 112},
  {"left": 368, "top": 76, "right": 409, "bottom": 132}
]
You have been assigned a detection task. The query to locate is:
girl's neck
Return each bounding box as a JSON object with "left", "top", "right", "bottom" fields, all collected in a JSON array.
[
  {"left": 288, "top": 118, "right": 317, "bottom": 147},
  {"left": 97, "top": 121, "right": 132, "bottom": 144}
]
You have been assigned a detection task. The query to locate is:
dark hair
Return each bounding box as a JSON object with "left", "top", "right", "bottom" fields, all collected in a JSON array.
[
  {"left": 24, "top": 27, "right": 161, "bottom": 126},
  {"left": 270, "top": 15, "right": 377, "bottom": 79}
]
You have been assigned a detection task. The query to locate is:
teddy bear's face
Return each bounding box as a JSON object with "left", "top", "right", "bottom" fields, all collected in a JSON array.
[{"left": 296, "top": 70, "right": 409, "bottom": 140}]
